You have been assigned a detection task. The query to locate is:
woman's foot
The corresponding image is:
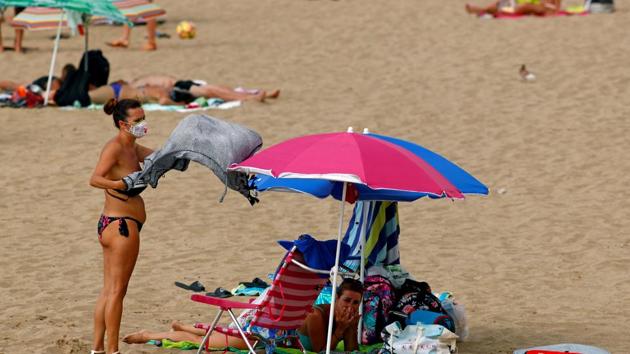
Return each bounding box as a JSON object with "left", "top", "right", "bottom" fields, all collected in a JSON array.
[
  {"left": 465, "top": 4, "right": 482, "bottom": 14},
  {"left": 142, "top": 42, "right": 157, "bottom": 51},
  {"left": 171, "top": 320, "right": 185, "bottom": 331},
  {"left": 106, "top": 39, "right": 129, "bottom": 48},
  {"left": 251, "top": 91, "right": 266, "bottom": 102},
  {"left": 265, "top": 89, "right": 281, "bottom": 99},
  {"left": 122, "top": 330, "right": 149, "bottom": 344}
]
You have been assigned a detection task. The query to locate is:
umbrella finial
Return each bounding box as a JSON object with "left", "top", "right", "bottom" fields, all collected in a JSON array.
[
  {"left": 363, "top": 128, "right": 370, "bottom": 134},
  {"left": 347, "top": 127, "right": 354, "bottom": 133}
]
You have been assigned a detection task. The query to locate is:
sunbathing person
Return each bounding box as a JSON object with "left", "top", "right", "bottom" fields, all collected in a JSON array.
[
  {"left": 122, "top": 278, "right": 363, "bottom": 351},
  {"left": 465, "top": 0, "right": 561, "bottom": 16},
  {"left": 0, "top": 63, "right": 76, "bottom": 93},
  {"left": 129, "top": 74, "right": 280, "bottom": 103}
]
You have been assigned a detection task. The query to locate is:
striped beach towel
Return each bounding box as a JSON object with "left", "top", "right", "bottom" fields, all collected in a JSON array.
[{"left": 342, "top": 201, "right": 400, "bottom": 272}]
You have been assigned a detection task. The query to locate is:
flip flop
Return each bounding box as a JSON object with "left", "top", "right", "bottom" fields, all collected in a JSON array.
[
  {"left": 239, "top": 277, "right": 269, "bottom": 288},
  {"left": 205, "top": 287, "right": 233, "bottom": 298},
  {"left": 174, "top": 280, "right": 205, "bottom": 292}
]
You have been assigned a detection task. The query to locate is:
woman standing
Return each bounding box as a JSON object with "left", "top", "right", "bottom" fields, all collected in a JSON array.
[{"left": 89, "top": 98, "right": 152, "bottom": 354}]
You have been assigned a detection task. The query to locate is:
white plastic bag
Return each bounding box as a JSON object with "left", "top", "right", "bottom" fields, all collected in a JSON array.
[
  {"left": 440, "top": 298, "right": 468, "bottom": 341},
  {"left": 381, "top": 322, "right": 458, "bottom": 354}
]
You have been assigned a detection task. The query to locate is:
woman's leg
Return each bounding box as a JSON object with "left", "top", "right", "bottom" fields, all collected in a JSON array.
[
  {"left": 514, "top": 3, "right": 548, "bottom": 15},
  {"left": 107, "top": 26, "right": 130, "bottom": 48},
  {"left": 14, "top": 28, "right": 23, "bottom": 53},
  {"left": 123, "top": 329, "right": 203, "bottom": 344},
  {"left": 143, "top": 19, "right": 157, "bottom": 51},
  {"left": 465, "top": 1, "right": 501, "bottom": 15},
  {"left": 123, "top": 327, "right": 248, "bottom": 349},
  {"left": 101, "top": 221, "right": 141, "bottom": 353},
  {"left": 0, "top": 80, "right": 22, "bottom": 91},
  {"left": 91, "top": 239, "right": 110, "bottom": 352},
  {"left": 88, "top": 86, "right": 115, "bottom": 104},
  {"left": 190, "top": 84, "right": 265, "bottom": 102},
  {"left": 0, "top": 16, "right": 4, "bottom": 53}
]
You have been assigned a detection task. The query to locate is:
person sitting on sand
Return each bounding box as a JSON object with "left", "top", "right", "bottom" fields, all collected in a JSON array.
[
  {"left": 129, "top": 74, "right": 280, "bottom": 104},
  {"left": 122, "top": 278, "right": 363, "bottom": 352},
  {"left": 465, "top": 0, "right": 561, "bottom": 16}
]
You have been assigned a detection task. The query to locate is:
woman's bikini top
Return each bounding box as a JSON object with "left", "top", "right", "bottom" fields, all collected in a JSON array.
[{"left": 106, "top": 186, "right": 147, "bottom": 201}]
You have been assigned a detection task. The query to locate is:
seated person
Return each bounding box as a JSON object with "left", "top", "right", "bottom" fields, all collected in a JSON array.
[
  {"left": 465, "top": 0, "right": 561, "bottom": 16},
  {"left": 122, "top": 278, "right": 363, "bottom": 352},
  {"left": 129, "top": 74, "right": 280, "bottom": 104}
]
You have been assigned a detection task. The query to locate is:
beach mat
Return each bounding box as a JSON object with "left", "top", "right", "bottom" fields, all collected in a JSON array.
[{"left": 60, "top": 99, "right": 241, "bottom": 113}]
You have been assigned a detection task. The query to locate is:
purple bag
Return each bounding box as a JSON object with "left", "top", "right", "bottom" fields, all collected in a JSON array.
[{"left": 361, "top": 275, "right": 396, "bottom": 344}]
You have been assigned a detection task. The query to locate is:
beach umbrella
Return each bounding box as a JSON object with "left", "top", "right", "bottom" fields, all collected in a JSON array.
[
  {"left": 252, "top": 130, "right": 488, "bottom": 201},
  {"left": 11, "top": 1, "right": 166, "bottom": 30},
  {"left": 250, "top": 129, "right": 487, "bottom": 343},
  {"left": 229, "top": 128, "right": 465, "bottom": 354},
  {"left": 0, "top": 0, "right": 130, "bottom": 105}
]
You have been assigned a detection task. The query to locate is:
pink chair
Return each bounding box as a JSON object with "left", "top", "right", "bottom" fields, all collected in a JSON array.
[{"left": 191, "top": 247, "right": 330, "bottom": 354}]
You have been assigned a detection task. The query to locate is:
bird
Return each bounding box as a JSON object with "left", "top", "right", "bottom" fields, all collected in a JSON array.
[{"left": 519, "top": 64, "right": 536, "bottom": 81}]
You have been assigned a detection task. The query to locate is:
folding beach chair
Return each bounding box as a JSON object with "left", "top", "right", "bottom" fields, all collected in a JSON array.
[{"left": 191, "top": 246, "right": 330, "bottom": 354}]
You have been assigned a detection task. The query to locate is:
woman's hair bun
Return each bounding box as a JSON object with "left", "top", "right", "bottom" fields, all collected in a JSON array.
[{"left": 103, "top": 98, "right": 117, "bottom": 115}]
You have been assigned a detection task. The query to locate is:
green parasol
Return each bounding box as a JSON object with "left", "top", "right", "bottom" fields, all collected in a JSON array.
[{"left": 0, "top": 0, "right": 131, "bottom": 105}]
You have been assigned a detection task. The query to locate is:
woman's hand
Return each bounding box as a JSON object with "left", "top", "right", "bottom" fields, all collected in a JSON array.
[{"left": 335, "top": 307, "right": 360, "bottom": 333}]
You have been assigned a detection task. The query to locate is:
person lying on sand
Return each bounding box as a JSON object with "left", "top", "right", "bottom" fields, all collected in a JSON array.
[
  {"left": 465, "top": 0, "right": 561, "bottom": 16},
  {"left": 123, "top": 279, "right": 363, "bottom": 352},
  {"left": 0, "top": 63, "right": 76, "bottom": 93},
  {"left": 129, "top": 74, "right": 280, "bottom": 104}
]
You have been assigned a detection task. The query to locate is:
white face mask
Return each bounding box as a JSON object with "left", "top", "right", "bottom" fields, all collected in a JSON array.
[{"left": 128, "top": 121, "right": 148, "bottom": 138}]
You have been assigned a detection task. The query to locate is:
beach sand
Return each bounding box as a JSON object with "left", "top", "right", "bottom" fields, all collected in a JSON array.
[{"left": 1, "top": 0, "right": 629, "bottom": 353}]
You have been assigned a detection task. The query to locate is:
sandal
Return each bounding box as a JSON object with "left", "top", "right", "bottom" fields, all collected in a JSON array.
[
  {"left": 174, "top": 280, "right": 205, "bottom": 292},
  {"left": 90, "top": 351, "right": 105, "bottom": 354},
  {"left": 205, "top": 287, "right": 233, "bottom": 298},
  {"left": 239, "top": 277, "right": 269, "bottom": 288}
]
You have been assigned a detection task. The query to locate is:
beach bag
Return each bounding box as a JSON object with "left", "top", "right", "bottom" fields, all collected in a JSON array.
[
  {"left": 54, "top": 50, "right": 110, "bottom": 107},
  {"left": 407, "top": 310, "right": 455, "bottom": 334},
  {"left": 389, "top": 280, "right": 450, "bottom": 330},
  {"left": 362, "top": 275, "right": 396, "bottom": 344},
  {"left": 380, "top": 322, "right": 458, "bottom": 354},
  {"left": 78, "top": 49, "right": 110, "bottom": 88},
  {"left": 53, "top": 69, "right": 90, "bottom": 107}
]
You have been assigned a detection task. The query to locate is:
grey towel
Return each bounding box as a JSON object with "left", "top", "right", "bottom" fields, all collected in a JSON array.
[{"left": 125, "top": 114, "right": 262, "bottom": 205}]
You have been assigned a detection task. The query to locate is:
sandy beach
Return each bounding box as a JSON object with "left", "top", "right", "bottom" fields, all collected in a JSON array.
[{"left": 1, "top": 0, "right": 629, "bottom": 353}]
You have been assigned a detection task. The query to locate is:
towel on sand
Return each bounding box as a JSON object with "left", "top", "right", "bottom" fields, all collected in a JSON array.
[{"left": 60, "top": 98, "right": 241, "bottom": 112}]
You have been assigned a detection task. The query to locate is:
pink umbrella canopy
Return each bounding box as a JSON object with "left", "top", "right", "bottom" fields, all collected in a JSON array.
[{"left": 230, "top": 131, "right": 464, "bottom": 199}]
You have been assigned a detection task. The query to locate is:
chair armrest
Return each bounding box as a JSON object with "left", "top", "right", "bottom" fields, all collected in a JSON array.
[{"left": 191, "top": 294, "right": 260, "bottom": 310}]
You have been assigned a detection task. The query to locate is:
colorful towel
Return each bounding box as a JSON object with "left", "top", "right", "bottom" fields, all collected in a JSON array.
[
  {"left": 60, "top": 98, "right": 241, "bottom": 112},
  {"left": 275, "top": 342, "right": 383, "bottom": 354},
  {"left": 343, "top": 201, "right": 401, "bottom": 271}
]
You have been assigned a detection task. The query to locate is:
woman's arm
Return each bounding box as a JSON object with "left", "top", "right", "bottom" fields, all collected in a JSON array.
[
  {"left": 342, "top": 317, "right": 360, "bottom": 351},
  {"left": 89, "top": 142, "right": 126, "bottom": 190},
  {"left": 136, "top": 144, "right": 154, "bottom": 161}
]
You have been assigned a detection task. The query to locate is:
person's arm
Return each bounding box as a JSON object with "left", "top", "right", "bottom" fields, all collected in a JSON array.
[
  {"left": 342, "top": 315, "right": 360, "bottom": 351},
  {"left": 305, "top": 310, "right": 328, "bottom": 352},
  {"left": 89, "top": 142, "right": 126, "bottom": 190},
  {"left": 136, "top": 144, "right": 154, "bottom": 161}
]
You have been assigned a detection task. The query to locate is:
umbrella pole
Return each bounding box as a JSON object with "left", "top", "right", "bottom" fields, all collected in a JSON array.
[
  {"left": 325, "top": 181, "right": 347, "bottom": 354},
  {"left": 357, "top": 200, "right": 370, "bottom": 343},
  {"left": 44, "top": 11, "right": 66, "bottom": 106},
  {"left": 84, "top": 23, "right": 89, "bottom": 72}
]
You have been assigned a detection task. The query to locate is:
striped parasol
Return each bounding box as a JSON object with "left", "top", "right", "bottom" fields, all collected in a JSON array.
[{"left": 11, "top": 0, "right": 165, "bottom": 30}]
